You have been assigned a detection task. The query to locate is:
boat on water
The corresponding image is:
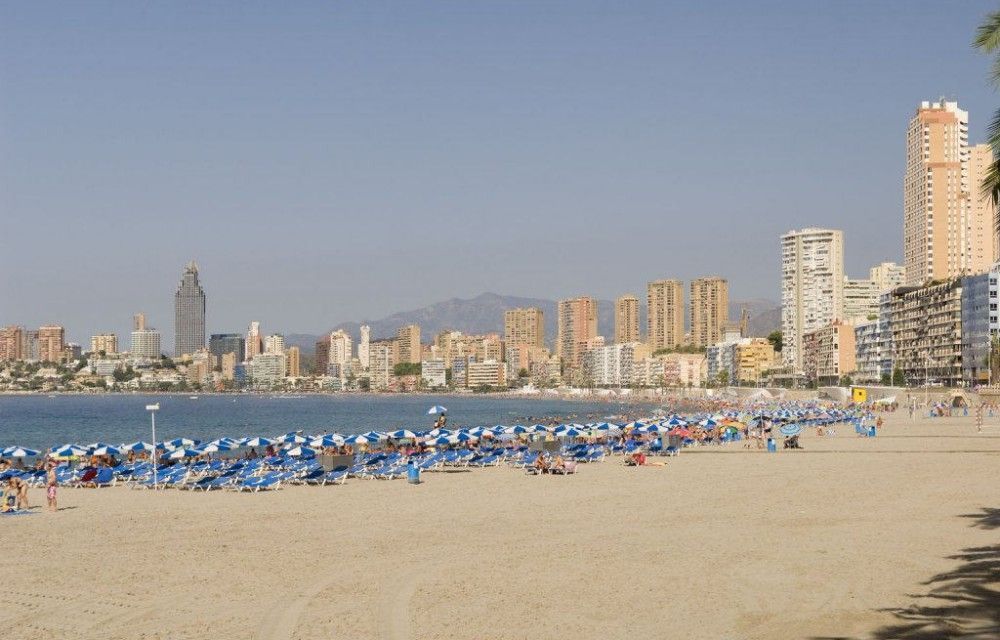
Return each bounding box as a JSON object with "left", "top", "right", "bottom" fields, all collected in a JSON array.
[{"left": 189, "top": 396, "right": 199, "bottom": 400}]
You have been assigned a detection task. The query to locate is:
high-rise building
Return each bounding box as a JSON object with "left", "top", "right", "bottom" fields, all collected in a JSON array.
[
  {"left": 89, "top": 333, "right": 118, "bottom": 355},
  {"left": 369, "top": 339, "right": 396, "bottom": 389},
  {"left": 358, "top": 325, "right": 370, "bottom": 370},
  {"left": 969, "top": 143, "right": 999, "bottom": 267},
  {"left": 250, "top": 352, "right": 286, "bottom": 383},
  {"left": 504, "top": 308, "right": 544, "bottom": 348},
  {"left": 781, "top": 228, "right": 845, "bottom": 370},
  {"left": 220, "top": 352, "right": 237, "bottom": 381},
  {"left": 209, "top": 334, "right": 245, "bottom": 365},
  {"left": 903, "top": 101, "right": 994, "bottom": 285},
  {"left": 395, "top": 324, "right": 421, "bottom": 364},
  {"left": 174, "top": 261, "right": 206, "bottom": 357},
  {"left": 869, "top": 262, "right": 906, "bottom": 293},
  {"left": 557, "top": 297, "right": 599, "bottom": 369},
  {"left": 131, "top": 328, "right": 162, "bottom": 359},
  {"left": 843, "top": 277, "right": 880, "bottom": 325},
  {"left": 133, "top": 313, "right": 146, "bottom": 331},
  {"left": 689, "top": 277, "right": 728, "bottom": 348},
  {"left": 647, "top": 280, "right": 684, "bottom": 351},
  {"left": 0, "top": 326, "right": 24, "bottom": 362},
  {"left": 246, "top": 322, "right": 262, "bottom": 362},
  {"left": 264, "top": 334, "right": 285, "bottom": 355},
  {"left": 614, "top": 295, "right": 640, "bottom": 344},
  {"left": 285, "top": 346, "right": 300, "bottom": 377},
  {"left": 37, "top": 325, "right": 65, "bottom": 363}
]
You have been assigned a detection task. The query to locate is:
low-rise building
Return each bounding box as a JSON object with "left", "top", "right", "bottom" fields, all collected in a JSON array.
[
  {"left": 466, "top": 360, "right": 506, "bottom": 389},
  {"left": 421, "top": 358, "right": 447, "bottom": 388},
  {"left": 250, "top": 353, "right": 286, "bottom": 384},
  {"left": 802, "top": 321, "right": 855, "bottom": 385},
  {"left": 735, "top": 338, "right": 774, "bottom": 385}
]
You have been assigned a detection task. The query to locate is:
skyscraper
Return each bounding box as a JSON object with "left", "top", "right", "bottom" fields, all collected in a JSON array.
[
  {"left": 647, "top": 280, "right": 684, "bottom": 351},
  {"left": 37, "top": 325, "right": 65, "bottom": 362},
  {"left": 395, "top": 324, "right": 421, "bottom": 364},
  {"left": 557, "top": 296, "right": 598, "bottom": 369},
  {"left": 614, "top": 295, "right": 640, "bottom": 344},
  {"left": 504, "top": 307, "right": 544, "bottom": 348},
  {"left": 358, "top": 325, "right": 371, "bottom": 370},
  {"left": 174, "top": 261, "right": 206, "bottom": 357},
  {"left": 246, "top": 321, "right": 262, "bottom": 362},
  {"left": 264, "top": 334, "right": 285, "bottom": 355},
  {"left": 689, "top": 277, "right": 728, "bottom": 348},
  {"left": 781, "top": 228, "right": 845, "bottom": 370},
  {"left": 903, "top": 101, "right": 994, "bottom": 285},
  {"left": 209, "top": 333, "right": 246, "bottom": 364}
]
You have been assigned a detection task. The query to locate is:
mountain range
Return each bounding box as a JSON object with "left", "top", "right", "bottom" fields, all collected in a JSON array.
[{"left": 286, "top": 292, "right": 780, "bottom": 354}]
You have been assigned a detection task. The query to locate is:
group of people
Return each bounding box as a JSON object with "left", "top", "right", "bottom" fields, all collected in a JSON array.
[
  {"left": 2, "top": 461, "right": 58, "bottom": 513},
  {"left": 529, "top": 453, "right": 573, "bottom": 475}
]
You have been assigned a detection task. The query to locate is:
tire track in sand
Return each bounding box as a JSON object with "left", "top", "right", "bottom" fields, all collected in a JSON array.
[
  {"left": 256, "top": 574, "right": 342, "bottom": 640},
  {"left": 377, "top": 568, "right": 421, "bottom": 640}
]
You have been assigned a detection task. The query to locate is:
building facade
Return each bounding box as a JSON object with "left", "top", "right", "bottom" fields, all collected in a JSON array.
[
  {"left": 781, "top": 228, "right": 845, "bottom": 371},
  {"left": 174, "top": 261, "right": 206, "bottom": 357},
  {"left": 961, "top": 273, "right": 991, "bottom": 386},
  {"left": 37, "top": 325, "right": 66, "bottom": 363},
  {"left": 0, "top": 326, "right": 24, "bottom": 362},
  {"left": 557, "top": 296, "right": 599, "bottom": 370},
  {"left": 735, "top": 338, "right": 775, "bottom": 384},
  {"left": 130, "top": 328, "right": 162, "bottom": 359},
  {"left": 209, "top": 334, "right": 245, "bottom": 365},
  {"left": 801, "top": 321, "right": 855, "bottom": 386},
  {"left": 689, "top": 277, "right": 728, "bottom": 348},
  {"left": 246, "top": 321, "right": 263, "bottom": 362},
  {"left": 887, "top": 280, "right": 964, "bottom": 386},
  {"left": 647, "top": 280, "right": 684, "bottom": 351},
  {"left": 89, "top": 333, "right": 118, "bottom": 355},
  {"left": 394, "top": 324, "right": 421, "bottom": 364},
  {"left": 614, "top": 295, "right": 640, "bottom": 344},
  {"left": 504, "top": 307, "right": 544, "bottom": 349}
]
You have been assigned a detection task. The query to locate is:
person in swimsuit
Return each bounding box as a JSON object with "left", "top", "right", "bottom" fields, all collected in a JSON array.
[{"left": 46, "top": 463, "right": 58, "bottom": 512}]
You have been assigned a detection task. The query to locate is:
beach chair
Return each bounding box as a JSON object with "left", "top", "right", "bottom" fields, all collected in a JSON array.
[
  {"left": 664, "top": 446, "right": 679, "bottom": 457},
  {"left": 320, "top": 467, "right": 349, "bottom": 485}
]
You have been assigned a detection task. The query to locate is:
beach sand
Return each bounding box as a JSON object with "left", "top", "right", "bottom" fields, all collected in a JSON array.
[{"left": 1, "top": 413, "right": 997, "bottom": 639}]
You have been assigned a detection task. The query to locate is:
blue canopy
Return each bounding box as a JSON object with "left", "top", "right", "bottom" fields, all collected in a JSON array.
[{"left": 779, "top": 424, "right": 802, "bottom": 437}]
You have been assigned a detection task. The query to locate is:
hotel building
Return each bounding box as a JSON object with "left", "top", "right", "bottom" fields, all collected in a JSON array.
[{"left": 781, "top": 228, "right": 844, "bottom": 371}]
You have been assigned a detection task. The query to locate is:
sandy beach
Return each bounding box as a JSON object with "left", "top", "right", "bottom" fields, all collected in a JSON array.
[{"left": 1, "top": 413, "right": 996, "bottom": 640}]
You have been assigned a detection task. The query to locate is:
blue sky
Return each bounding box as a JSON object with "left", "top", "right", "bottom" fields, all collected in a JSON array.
[{"left": 2, "top": 1, "right": 998, "bottom": 344}]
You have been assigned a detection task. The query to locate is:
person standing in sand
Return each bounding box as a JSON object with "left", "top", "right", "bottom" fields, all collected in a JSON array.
[{"left": 46, "top": 462, "right": 58, "bottom": 512}]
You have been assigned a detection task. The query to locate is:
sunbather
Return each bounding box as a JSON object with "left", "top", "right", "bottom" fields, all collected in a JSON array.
[
  {"left": 533, "top": 454, "right": 549, "bottom": 474},
  {"left": 551, "top": 455, "right": 565, "bottom": 473},
  {"left": 2, "top": 479, "right": 18, "bottom": 512}
]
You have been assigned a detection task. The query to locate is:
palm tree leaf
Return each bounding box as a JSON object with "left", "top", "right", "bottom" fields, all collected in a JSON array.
[{"left": 973, "top": 11, "right": 1000, "bottom": 53}]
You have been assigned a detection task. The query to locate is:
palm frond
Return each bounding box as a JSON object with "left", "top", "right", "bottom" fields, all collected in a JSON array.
[{"left": 973, "top": 11, "right": 1000, "bottom": 53}]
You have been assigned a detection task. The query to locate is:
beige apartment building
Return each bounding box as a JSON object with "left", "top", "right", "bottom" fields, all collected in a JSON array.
[
  {"left": 90, "top": 333, "right": 118, "bottom": 355},
  {"left": 37, "top": 325, "right": 65, "bottom": 363},
  {"left": 801, "top": 321, "right": 855, "bottom": 386},
  {"left": 285, "top": 346, "right": 300, "bottom": 377},
  {"left": 504, "top": 308, "right": 544, "bottom": 349},
  {"left": 394, "top": 324, "right": 421, "bottom": 364},
  {"left": 647, "top": 280, "right": 684, "bottom": 351},
  {"left": 557, "top": 297, "right": 598, "bottom": 369},
  {"left": 690, "top": 277, "right": 728, "bottom": 348},
  {"left": 886, "top": 280, "right": 964, "bottom": 386},
  {"left": 614, "top": 295, "right": 640, "bottom": 343},
  {"left": 0, "top": 326, "right": 24, "bottom": 362},
  {"left": 969, "top": 143, "right": 999, "bottom": 266},
  {"left": 466, "top": 360, "right": 506, "bottom": 389},
  {"left": 904, "top": 101, "right": 995, "bottom": 285},
  {"left": 735, "top": 338, "right": 776, "bottom": 384}
]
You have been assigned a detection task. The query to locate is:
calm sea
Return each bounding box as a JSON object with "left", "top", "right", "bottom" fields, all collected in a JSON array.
[{"left": 0, "top": 394, "right": 654, "bottom": 450}]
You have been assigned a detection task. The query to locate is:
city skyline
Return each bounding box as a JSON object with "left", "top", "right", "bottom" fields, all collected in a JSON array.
[{"left": 3, "top": 2, "right": 999, "bottom": 344}]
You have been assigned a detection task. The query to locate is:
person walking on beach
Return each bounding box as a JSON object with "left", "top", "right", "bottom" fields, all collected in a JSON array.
[{"left": 46, "top": 462, "right": 58, "bottom": 512}]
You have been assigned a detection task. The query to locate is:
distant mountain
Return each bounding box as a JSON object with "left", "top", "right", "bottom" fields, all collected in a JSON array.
[{"left": 286, "top": 292, "right": 780, "bottom": 355}]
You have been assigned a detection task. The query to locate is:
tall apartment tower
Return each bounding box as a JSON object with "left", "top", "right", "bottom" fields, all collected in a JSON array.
[
  {"left": 781, "top": 228, "right": 845, "bottom": 370},
  {"left": 37, "top": 325, "right": 65, "bottom": 362},
  {"left": 647, "top": 280, "right": 684, "bottom": 351},
  {"left": 358, "top": 325, "right": 371, "bottom": 370},
  {"left": 969, "top": 143, "right": 1000, "bottom": 267},
  {"left": 504, "top": 307, "right": 544, "bottom": 348},
  {"left": 246, "top": 321, "right": 262, "bottom": 362},
  {"left": 133, "top": 313, "right": 146, "bottom": 331},
  {"left": 689, "top": 277, "right": 728, "bottom": 348},
  {"left": 557, "top": 296, "right": 598, "bottom": 369},
  {"left": 174, "top": 261, "right": 206, "bottom": 357},
  {"left": 614, "top": 295, "right": 640, "bottom": 343},
  {"left": 903, "top": 101, "right": 994, "bottom": 284},
  {"left": 395, "top": 324, "right": 421, "bottom": 364},
  {"left": 264, "top": 334, "right": 285, "bottom": 355}
]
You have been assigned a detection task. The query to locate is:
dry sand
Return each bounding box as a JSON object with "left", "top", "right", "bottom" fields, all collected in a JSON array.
[{"left": 0, "top": 413, "right": 997, "bottom": 639}]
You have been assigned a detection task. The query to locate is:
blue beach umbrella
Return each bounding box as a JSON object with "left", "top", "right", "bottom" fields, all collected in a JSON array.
[
  {"left": 200, "top": 442, "right": 233, "bottom": 453},
  {"left": 427, "top": 405, "right": 448, "bottom": 415},
  {"left": 52, "top": 445, "right": 87, "bottom": 458},
  {"left": 90, "top": 445, "right": 121, "bottom": 456},
  {"left": 285, "top": 446, "right": 316, "bottom": 457},
  {"left": 2, "top": 446, "right": 40, "bottom": 458},
  {"left": 310, "top": 434, "right": 345, "bottom": 448},
  {"left": 388, "top": 429, "right": 417, "bottom": 439},
  {"left": 426, "top": 435, "right": 456, "bottom": 446},
  {"left": 165, "top": 438, "right": 199, "bottom": 450},
  {"left": 167, "top": 448, "right": 202, "bottom": 460},
  {"left": 779, "top": 424, "right": 802, "bottom": 437},
  {"left": 124, "top": 441, "right": 155, "bottom": 453},
  {"left": 242, "top": 437, "right": 274, "bottom": 448},
  {"left": 344, "top": 434, "right": 377, "bottom": 445}
]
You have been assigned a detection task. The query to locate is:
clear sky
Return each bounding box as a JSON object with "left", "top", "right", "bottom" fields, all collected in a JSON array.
[{"left": 2, "top": 1, "right": 998, "bottom": 345}]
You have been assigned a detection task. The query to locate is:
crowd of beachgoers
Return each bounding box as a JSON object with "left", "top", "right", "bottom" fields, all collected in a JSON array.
[{"left": 1, "top": 400, "right": 876, "bottom": 512}]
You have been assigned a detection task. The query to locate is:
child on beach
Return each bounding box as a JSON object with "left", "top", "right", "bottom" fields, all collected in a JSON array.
[{"left": 46, "top": 463, "right": 58, "bottom": 512}]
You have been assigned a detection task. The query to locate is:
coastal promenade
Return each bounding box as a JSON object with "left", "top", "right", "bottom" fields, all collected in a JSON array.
[{"left": 1, "top": 413, "right": 996, "bottom": 639}]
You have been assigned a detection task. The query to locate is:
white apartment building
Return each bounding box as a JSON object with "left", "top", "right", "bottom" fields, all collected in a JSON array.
[{"left": 781, "top": 228, "right": 845, "bottom": 371}]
